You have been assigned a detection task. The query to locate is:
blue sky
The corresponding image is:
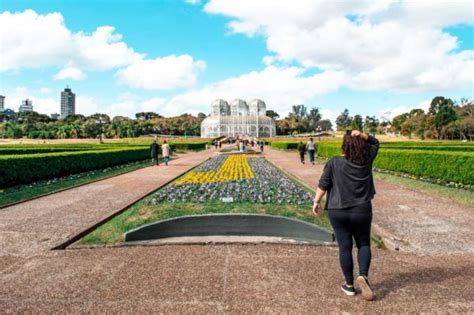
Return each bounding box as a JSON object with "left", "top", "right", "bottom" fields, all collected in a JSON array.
[{"left": 0, "top": 0, "right": 473, "bottom": 121}]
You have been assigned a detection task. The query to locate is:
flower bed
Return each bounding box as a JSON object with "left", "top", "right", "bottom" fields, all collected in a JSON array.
[{"left": 149, "top": 155, "right": 313, "bottom": 204}]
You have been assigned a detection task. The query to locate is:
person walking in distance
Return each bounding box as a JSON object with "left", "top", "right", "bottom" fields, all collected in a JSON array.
[
  {"left": 161, "top": 140, "right": 171, "bottom": 166},
  {"left": 150, "top": 139, "right": 160, "bottom": 166},
  {"left": 311, "top": 130, "right": 379, "bottom": 301},
  {"left": 259, "top": 140, "right": 264, "bottom": 152},
  {"left": 298, "top": 141, "right": 306, "bottom": 164},
  {"left": 306, "top": 137, "right": 316, "bottom": 165}
]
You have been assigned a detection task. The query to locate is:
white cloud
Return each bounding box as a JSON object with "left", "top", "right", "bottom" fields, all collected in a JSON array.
[
  {"left": 204, "top": 0, "right": 474, "bottom": 92},
  {"left": 2, "top": 86, "right": 59, "bottom": 115},
  {"left": 0, "top": 10, "right": 142, "bottom": 73},
  {"left": 54, "top": 66, "right": 86, "bottom": 81},
  {"left": 0, "top": 10, "right": 205, "bottom": 90},
  {"left": 162, "top": 65, "right": 347, "bottom": 116},
  {"left": 378, "top": 99, "right": 432, "bottom": 120},
  {"left": 116, "top": 55, "right": 206, "bottom": 90}
]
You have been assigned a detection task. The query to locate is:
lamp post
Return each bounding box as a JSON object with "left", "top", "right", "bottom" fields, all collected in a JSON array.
[{"left": 317, "top": 126, "right": 322, "bottom": 141}]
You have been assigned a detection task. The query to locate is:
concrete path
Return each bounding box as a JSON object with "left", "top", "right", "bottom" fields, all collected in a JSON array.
[
  {"left": 264, "top": 148, "right": 474, "bottom": 255},
  {"left": 1, "top": 245, "right": 472, "bottom": 313},
  {"left": 0, "top": 149, "right": 216, "bottom": 258}
]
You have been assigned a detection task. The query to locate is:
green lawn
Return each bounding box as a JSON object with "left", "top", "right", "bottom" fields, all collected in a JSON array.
[
  {"left": 77, "top": 199, "right": 331, "bottom": 245},
  {"left": 0, "top": 159, "right": 159, "bottom": 208}
]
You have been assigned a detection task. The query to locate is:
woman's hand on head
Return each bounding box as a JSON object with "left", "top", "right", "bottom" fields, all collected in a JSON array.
[
  {"left": 312, "top": 201, "right": 321, "bottom": 217},
  {"left": 351, "top": 130, "right": 361, "bottom": 137}
]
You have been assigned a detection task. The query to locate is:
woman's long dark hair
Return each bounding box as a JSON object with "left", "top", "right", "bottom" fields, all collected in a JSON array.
[{"left": 342, "top": 130, "right": 371, "bottom": 164}]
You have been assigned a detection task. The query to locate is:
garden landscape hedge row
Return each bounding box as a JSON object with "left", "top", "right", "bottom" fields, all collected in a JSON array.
[
  {"left": 0, "top": 147, "right": 150, "bottom": 188},
  {"left": 268, "top": 140, "right": 474, "bottom": 184}
]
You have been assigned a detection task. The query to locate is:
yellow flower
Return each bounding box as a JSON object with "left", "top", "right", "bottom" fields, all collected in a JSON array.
[{"left": 175, "top": 155, "right": 254, "bottom": 185}]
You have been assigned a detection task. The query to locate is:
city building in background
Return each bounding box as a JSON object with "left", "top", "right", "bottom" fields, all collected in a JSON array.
[
  {"left": 19, "top": 99, "right": 33, "bottom": 112},
  {"left": 0, "top": 95, "right": 5, "bottom": 112},
  {"left": 50, "top": 113, "right": 60, "bottom": 120},
  {"left": 60, "top": 87, "right": 75, "bottom": 118},
  {"left": 201, "top": 98, "right": 276, "bottom": 138}
]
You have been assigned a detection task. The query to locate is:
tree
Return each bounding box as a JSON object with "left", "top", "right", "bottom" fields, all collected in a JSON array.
[
  {"left": 363, "top": 116, "right": 379, "bottom": 135},
  {"left": 135, "top": 112, "right": 161, "bottom": 120},
  {"left": 335, "top": 109, "right": 352, "bottom": 131},
  {"left": 265, "top": 110, "right": 280, "bottom": 120},
  {"left": 435, "top": 105, "right": 457, "bottom": 139},
  {"left": 307, "top": 107, "right": 321, "bottom": 131},
  {"left": 289, "top": 104, "right": 307, "bottom": 119},
  {"left": 316, "top": 119, "right": 333, "bottom": 131},
  {"left": 350, "top": 115, "right": 363, "bottom": 131},
  {"left": 428, "top": 96, "right": 454, "bottom": 115}
]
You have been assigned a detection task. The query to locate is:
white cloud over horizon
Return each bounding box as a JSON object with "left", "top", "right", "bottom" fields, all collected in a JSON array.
[
  {"left": 0, "top": 10, "right": 204, "bottom": 90},
  {"left": 116, "top": 55, "right": 206, "bottom": 90},
  {"left": 54, "top": 66, "right": 86, "bottom": 81},
  {"left": 204, "top": 0, "right": 474, "bottom": 93}
]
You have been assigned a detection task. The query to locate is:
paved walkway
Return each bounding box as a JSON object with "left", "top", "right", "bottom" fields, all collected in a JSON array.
[
  {"left": 0, "top": 148, "right": 473, "bottom": 313},
  {"left": 0, "top": 149, "right": 216, "bottom": 258},
  {"left": 264, "top": 148, "right": 474, "bottom": 255}
]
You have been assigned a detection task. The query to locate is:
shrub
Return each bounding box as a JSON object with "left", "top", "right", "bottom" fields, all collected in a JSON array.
[
  {"left": 316, "top": 143, "right": 474, "bottom": 185},
  {"left": 0, "top": 147, "right": 149, "bottom": 188},
  {"left": 374, "top": 149, "right": 473, "bottom": 185},
  {"left": 269, "top": 141, "right": 300, "bottom": 150}
]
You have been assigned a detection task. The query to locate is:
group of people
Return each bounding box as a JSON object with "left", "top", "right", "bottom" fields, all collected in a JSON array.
[
  {"left": 150, "top": 139, "right": 171, "bottom": 166},
  {"left": 298, "top": 137, "right": 317, "bottom": 164}
]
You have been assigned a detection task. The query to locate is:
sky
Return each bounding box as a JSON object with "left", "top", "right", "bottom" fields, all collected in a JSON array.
[{"left": 0, "top": 0, "right": 473, "bottom": 123}]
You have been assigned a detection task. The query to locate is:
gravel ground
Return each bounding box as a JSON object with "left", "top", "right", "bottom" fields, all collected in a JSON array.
[
  {"left": 264, "top": 148, "right": 474, "bottom": 256},
  {"left": 0, "top": 245, "right": 473, "bottom": 313},
  {"left": 1, "top": 148, "right": 473, "bottom": 313}
]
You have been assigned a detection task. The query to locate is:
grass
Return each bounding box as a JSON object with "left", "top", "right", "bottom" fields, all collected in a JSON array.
[
  {"left": 0, "top": 159, "right": 161, "bottom": 208},
  {"left": 374, "top": 172, "right": 474, "bottom": 206},
  {"left": 78, "top": 199, "right": 331, "bottom": 245}
]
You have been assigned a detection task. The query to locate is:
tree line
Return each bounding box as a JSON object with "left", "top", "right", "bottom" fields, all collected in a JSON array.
[
  {"left": 0, "top": 112, "right": 206, "bottom": 139},
  {"left": 334, "top": 96, "right": 473, "bottom": 140},
  {"left": 0, "top": 96, "right": 471, "bottom": 140}
]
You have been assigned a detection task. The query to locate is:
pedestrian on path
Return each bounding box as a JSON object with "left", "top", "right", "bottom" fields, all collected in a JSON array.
[
  {"left": 162, "top": 140, "right": 171, "bottom": 166},
  {"left": 259, "top": 140, "right": 264, "bottom": 152},
  {"left": 298, "top": 141, "right": 306, "bottom": 164},
  {"left": 306, "top": 137, "right": 316, "bottom": 165},
  {"left": 150, "top": 140, "right": 160, "bottom": 166},
  {"left": 311, "top": 130, "right": 379, "bottom": 301}
]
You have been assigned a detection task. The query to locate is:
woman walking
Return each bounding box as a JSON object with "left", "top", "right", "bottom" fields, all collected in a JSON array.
[
  {"left": 298, "top": 141, "right": 306, "bottom": 164},
  {"left": 162, "top": 140, "right": 171, "bottom": 166},
  {"left": 312, "top": 130, "right": 379, "bottom": 301}
]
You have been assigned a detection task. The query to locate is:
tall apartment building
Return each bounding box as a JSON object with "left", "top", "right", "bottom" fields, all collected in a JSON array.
[
  {"left": 19, "top": 99, "right": 33, "bottom": 112},
  {"left": 60, "top": 87, "right": 75, "bottom": 118},
  {"left": 0, "top": 95, "right": 5, "bottom": 112}
]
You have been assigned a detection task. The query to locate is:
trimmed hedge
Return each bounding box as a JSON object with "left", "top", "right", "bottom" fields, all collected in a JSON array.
[
  {"left": 315, "top": 143, "right": 474, "bottom": 185},
  {"left": 0, "top": 147, "right": 98, "bottom": 155},
  {"left": 374, "top": 149, "right": 474, "bottom": 185},
  {"left": 270, "top": 141, "right": 300, "bottom": 150},
  {"left": 0, "top": 147, "right": 149, "bottom": 188},
  {"left": 268, "top": 140, "right": 474, "bottom": 184}
]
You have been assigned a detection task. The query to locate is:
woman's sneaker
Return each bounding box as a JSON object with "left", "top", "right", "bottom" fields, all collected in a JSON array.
[
  {"left": 357, "top": 276, "right": 375, "bottom": 301},
  {"left": 341, "top": 284, "right": 356, "bottom": 296}
]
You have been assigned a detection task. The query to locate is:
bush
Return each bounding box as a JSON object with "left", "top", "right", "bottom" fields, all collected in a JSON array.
[
  {"left": 0, "top": 147, "right": 149, "bottom": 188},
  {"left": 269, "top": 141, "right": 300, "bottom": 150},
  {"left": 315, "top": 143, "right": 474, "bottom": 185}
]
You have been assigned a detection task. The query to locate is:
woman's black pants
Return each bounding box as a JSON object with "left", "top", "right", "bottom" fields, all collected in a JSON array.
[
  {"left": 299, "top": 151, "right": 305, "bottom": 163},
  {"left": 328, "top": 210, "right": 372, "bottom": 285}
]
